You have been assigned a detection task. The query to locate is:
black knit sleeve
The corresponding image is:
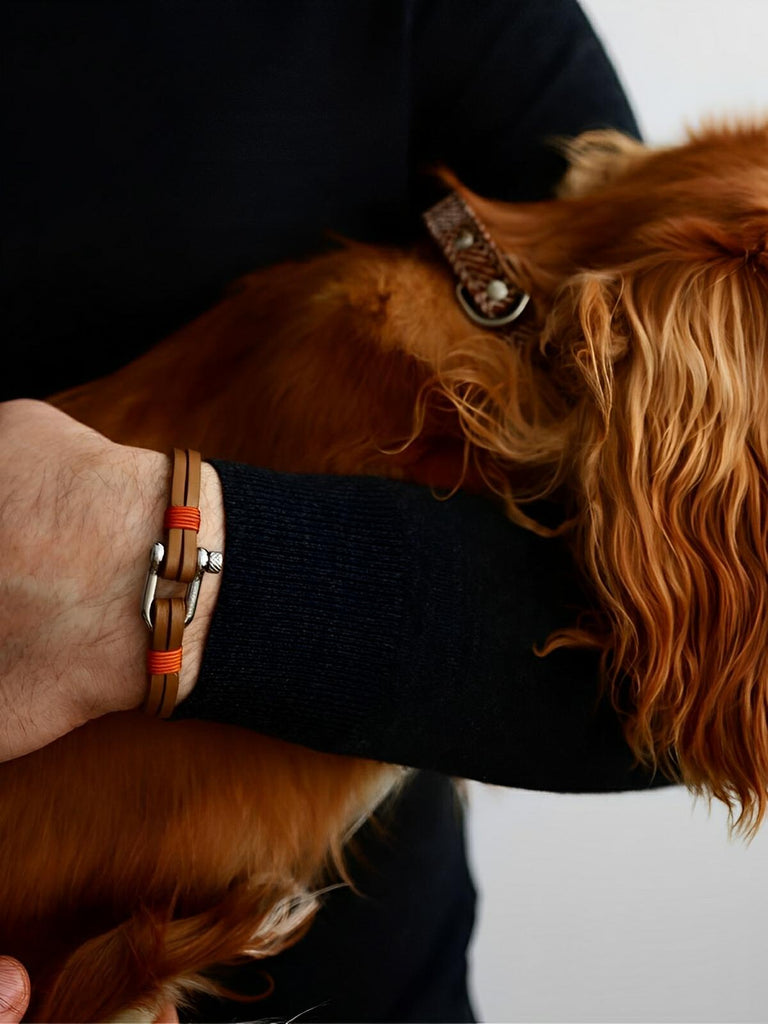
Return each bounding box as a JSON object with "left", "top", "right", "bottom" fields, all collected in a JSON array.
[{"left": 175, "top": 464, "right": 664, "bottom": 794}]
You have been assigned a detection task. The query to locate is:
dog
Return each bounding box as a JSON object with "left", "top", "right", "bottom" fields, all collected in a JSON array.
[{"left": 1, "top": 121, "right": 766, "bottom": 1021}]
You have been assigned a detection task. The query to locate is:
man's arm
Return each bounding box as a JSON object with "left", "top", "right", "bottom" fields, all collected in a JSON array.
[{"left": 0, "top": 400, "right": 223, "bottom": 761}]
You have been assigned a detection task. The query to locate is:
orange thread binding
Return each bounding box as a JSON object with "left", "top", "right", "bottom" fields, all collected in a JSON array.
[
  {"left": 164, "top": 506, "right": 202, "bottom": 532},
  {"left": 147, "top": 647, "right": 183, "bottom": 675}
]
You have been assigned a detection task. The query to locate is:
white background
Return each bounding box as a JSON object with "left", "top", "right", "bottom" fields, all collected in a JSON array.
[{"left": 466, "top": 3, "right": 768, "bottom": 1022}]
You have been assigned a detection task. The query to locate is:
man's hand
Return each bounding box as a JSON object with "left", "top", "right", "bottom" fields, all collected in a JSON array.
[{"left": 0, "top": 400, "right": 224, "bottom": 762}]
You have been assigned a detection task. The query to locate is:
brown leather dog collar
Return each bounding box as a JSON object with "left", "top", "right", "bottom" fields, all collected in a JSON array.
[{"left": 423, "top": 191, "right": 530, "bottom": 330}]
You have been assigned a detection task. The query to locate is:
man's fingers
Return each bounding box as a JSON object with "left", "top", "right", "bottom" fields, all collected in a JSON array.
[{"left": 0, "top": 958, "right": 30, "bottom": 1024}]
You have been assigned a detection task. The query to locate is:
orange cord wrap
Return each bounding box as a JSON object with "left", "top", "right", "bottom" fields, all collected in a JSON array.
[
  {"left": 147, "top": 647, "right": 183, "bottom": 675},
  {"left": 163, "top": 505, "right": 201, "bottom": 532}
]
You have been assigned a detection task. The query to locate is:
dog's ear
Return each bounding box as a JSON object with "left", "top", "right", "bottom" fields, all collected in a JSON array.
[
  {"left": 547, "top": 224, "right": 768, "bottom": 833},
  {"left": 555, "top": 129, "right": 648, "bottom": 198}
]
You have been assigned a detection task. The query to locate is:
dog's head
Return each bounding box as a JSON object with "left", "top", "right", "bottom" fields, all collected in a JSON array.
[{"left": 439, "top": 123, "right": 768, "bottom": 832}]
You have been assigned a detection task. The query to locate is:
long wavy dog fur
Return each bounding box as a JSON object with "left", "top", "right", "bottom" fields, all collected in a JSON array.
[{"left": 1, "top": 122, "right": 766, "bottom": 1020}]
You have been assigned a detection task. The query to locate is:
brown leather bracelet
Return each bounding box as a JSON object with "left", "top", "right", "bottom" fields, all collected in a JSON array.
[{"left": 141, "top": 448, "right": 223, "bottom": 718}]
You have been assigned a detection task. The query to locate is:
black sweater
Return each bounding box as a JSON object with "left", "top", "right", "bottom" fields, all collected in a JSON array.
[{"left": 4, "top": 0, "right": 665, "bottom": 795}]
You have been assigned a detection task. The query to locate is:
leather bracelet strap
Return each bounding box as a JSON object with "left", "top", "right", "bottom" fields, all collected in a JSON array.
[
  {"left": 163, "top": 448, "right": 201, "bottom": 583},
  {"left": 145, "top": 597, "right": 185, "bottom": 717},
  {"left": 141, "top": 448, "right": 222, "bottom": 719}
]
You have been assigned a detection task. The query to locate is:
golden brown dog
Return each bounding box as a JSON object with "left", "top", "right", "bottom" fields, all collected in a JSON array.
[{"left": 1, "top": 121, "right": 767, "bottom": 1021}]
